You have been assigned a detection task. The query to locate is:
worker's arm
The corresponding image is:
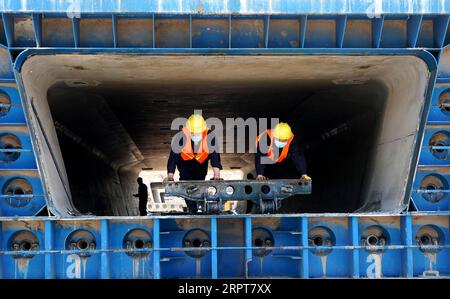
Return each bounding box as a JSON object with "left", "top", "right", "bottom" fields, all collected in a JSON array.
[
  {"left": 166, "top": 149, "right": 178, "bottom": 181},
  {"left": 290, "top": 140, "right": 309, "bottom": 180},
  {"left": 210, "top": 135, "right": 223, "bottom": 180},
  {"left": 255, "top": 137, "right": 267, "bottom": 180}
]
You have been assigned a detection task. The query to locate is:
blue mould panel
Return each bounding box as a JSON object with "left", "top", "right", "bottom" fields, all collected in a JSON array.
[
  {"left": 108, "top": 219, "right": 154, "bottom": 279},
  {"left": 0, "top": 81, "right": 45, "bottom": 216},
  {"left": 0, "top": 170, "right": 46, "bottom": 216},
  {"left": 0, "top": 86, "right": 26, "bottom": 125},
  {"left": 0, "top": 12, "right": 449, "bottom": 217},
  {"left": 247, "top": 217, "right": 302, "bottom": 278},
  {"left": 419, "top": 126, "right": 450, "bottom": 166},
  {"left": 0, "top": 12, "right": 448, "bottom": 216},
  {"left": 0, "top": 215, "right": 448, "bottom": 278},
  {"left": 307, "top": 217, "right": 351, "bottom": 278},
  {"left": 427, "top": 84, "right": 450, "bottom": 124},
  {"left": 0, "top": 219, "right": 45, "bottom": 279},
  {"left": 357, "top": 216, "right": 403, "bottom": 278},
  {"left": 411, "top": 215, "right": 450, "bottom": 277},
  {"left": 53, "top": 220, "right": 101, "bottom": 279},
  {"left": 159, "top": 218, "right": 212, "bottom": 278},
  {"left": 0, "top": 126, "right": 37, "bottom": 170},
  {"left": 412, "top": 167, "right": 450, "bottom": 211},
  {"left": 0, "top": 0, "right": 449, "bottom": 278}
]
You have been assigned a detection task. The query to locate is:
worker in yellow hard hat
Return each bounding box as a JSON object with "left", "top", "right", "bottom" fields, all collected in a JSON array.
[
  {"left": 255, "top": 122, "right": 311, "bottom": 181},
  {"left": 167, "top": 114, "right": 222, "bottom": 211}
]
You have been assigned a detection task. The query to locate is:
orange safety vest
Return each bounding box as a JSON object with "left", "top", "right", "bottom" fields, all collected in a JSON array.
[
  {"left": 256, "top": 129, "right": 293, "bottom": 163},
  {"left": 180, "top": 127, "right": 209, "bottom": 164}
]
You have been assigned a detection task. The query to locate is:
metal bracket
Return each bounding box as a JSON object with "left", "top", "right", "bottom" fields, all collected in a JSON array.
[{"left": 164, "top": 179, "right": 311, "bottom": 214}]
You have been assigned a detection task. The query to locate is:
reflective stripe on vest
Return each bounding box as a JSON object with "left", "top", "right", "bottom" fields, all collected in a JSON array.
[
  {"left": 180, "top": 127, "right": 209, "bottom": 164},
  {"left": 256, "top": 129, "right": 293, "bottom": 163}
]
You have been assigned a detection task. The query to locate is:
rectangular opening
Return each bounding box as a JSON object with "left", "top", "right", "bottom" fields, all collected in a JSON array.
[{"left": 19, "top": 53, "right": 432, "bottom": 216}]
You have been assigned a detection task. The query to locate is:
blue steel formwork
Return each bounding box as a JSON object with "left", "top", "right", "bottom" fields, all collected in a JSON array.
[{"left": 0, "top": 0, "right": 449, "bottom": 278}]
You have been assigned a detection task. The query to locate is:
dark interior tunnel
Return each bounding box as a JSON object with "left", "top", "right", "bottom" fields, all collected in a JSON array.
[
  {"left": 46, "top": 80, "right": 386, "bottom": 215},
  {"left": 19, "top": 54, "right": 432, "bottom": 216}
]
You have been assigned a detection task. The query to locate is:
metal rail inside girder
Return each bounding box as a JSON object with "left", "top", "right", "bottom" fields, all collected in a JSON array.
[{"left": 164, "top": 179, "right": 312, "bottom": 202}]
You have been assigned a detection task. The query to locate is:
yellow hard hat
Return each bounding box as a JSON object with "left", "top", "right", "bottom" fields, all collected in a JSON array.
[
  {"left": 186, "top": 114, "right": 208, "bottom": 134},
  {"left": 273, "top": 122, "right": 294, "bottom": 140}
]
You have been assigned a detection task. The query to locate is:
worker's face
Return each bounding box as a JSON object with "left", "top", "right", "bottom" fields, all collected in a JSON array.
[
  {"left": 274, "top": 138, "right": 288, "bottom": 148},
  {"left": 190, "top": 133, "right": 202, "bottom": 143}
]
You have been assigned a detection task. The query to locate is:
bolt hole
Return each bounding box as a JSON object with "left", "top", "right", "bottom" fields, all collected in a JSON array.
[
  {"left": 254, "top": 238, "right": 264, "bottom": 247},
  {"left": 426, "top": 185, "right": 437, "bottom": 190},
  {"left": 367, "top": 235, "right": 379, "bottom": 246},
  {"left": 434, "top": 142, "right": 445, "bottom": 153},
  {"left": 420, "top": 235, "right": 432, "bottom": 246},
  {"left": 192, "top": 239, "right": 202, "bottom": 247},
  {"left": 0, "top": 93, "right": 11, "bottom": 117},
  {"left": 261, "top": 185, "right": 270, "bottom": 194},
  {"left": 244, "top": 185, "right": 253, "bottom": 194},
  {"left": 13, "top": 188, "right": 24, "bottom": 195},
  {"left": 77, "top": 239, "right": 88, "bottom": 250},
  {"left": 3, "top": 144, "right": 15, "bottom": 156},
  {"left": 134, "top": 239, "right": 145, "bottom": 249},
  {"left": 313, "top": 236, "right": 323, "bottom": 246},
  {"left": 20, "top": 241, "right": 32, "bottom": 251}
]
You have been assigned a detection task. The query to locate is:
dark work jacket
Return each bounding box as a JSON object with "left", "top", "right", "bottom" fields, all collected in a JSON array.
[
  {"left": 167, "top": 131, "right": 222, "bottom": 181},
  {"left": 136, "top": 183, "right": 148, "bottom": 202},
  {"left": 255, "top": 132, "right": 307, "bottom": 179}
]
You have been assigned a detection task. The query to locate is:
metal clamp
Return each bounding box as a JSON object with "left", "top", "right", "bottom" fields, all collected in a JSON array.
[{"left": 164, "top": 179, "right": 311, "bottom": 214}]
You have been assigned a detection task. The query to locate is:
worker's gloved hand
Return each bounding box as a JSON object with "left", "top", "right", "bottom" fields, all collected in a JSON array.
[
  {"left": 300, "top": 174, "right": 312, "bottom": 181},
  {"left": 256, "top": 175, "right": 267, "bottom": 181},
  {"left": 163, "top": 176, "right": 174, "bottom": 183}
]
